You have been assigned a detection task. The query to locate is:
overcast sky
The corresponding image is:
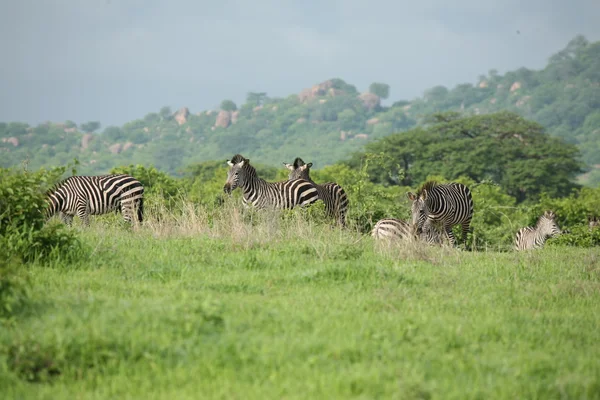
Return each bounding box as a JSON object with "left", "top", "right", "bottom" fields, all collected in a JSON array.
[{"left": 1, "top": 0, "right": 599, "bottom": 127}]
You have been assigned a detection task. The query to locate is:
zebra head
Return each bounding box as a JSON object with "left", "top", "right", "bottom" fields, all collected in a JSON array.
[
  {"left": 283, "top": 158, "right": 312, "bottom": 181},
  {"left": 407, "top": 190, "right": 428, "bottom": 234},
  {"left": 44, "top": 185, "right": 65, "bottom": 221},
  {"left": 537, "top": 210, "right": 561, "bottom": 238},
  {"left": 224, "top": 154, "right": 250, "bottom": 194}
]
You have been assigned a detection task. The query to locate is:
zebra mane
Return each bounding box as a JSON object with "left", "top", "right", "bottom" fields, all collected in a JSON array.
[
  {"left": 293, "top": 157, "right": 306, "bottom": 169},
  {"left": 45, "top": 178, "right": 70, "bottom": 196},
  {"left": 417, "top": 181, "right": 439, "bottom": 196},
  {"left": 229, "top": 154, "right": 248, "bottom": 165}
]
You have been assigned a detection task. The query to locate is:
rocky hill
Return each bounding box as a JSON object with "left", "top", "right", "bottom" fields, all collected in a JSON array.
[{"left": 1, "top": 35, "right": 599, "bottom": 185}]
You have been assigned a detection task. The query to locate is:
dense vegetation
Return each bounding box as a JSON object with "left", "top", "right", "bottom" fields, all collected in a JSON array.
[
  {"left": 1, "top": 169, "right": 599, "bottom": 398},
  {"left": 1, "top": 35, "right": 599, "bottom": 186},
  {"left": 2, "top": 104, "right": 600, "bottom": 397}
]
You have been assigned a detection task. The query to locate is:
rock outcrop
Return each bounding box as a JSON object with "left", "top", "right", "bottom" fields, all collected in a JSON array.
[
  {"left": 215, "top": 110, "right": 231, "bottom": 128},
  {"left": 358, "top": 92, "right": 380, "bottom": 111},
  {"left": 173, "top": 107, "right": 190, "bottom": 125}
]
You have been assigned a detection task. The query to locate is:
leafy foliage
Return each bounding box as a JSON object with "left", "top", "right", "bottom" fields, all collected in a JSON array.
[
  {"left": 0, "top": 166, "right": 84, "bottom": 263},
  {"left": 347, "top": 112, "right": 582, "bottom": 203},
  {"left": 1, "top": 35, "right": 598, "bottom": 183}
]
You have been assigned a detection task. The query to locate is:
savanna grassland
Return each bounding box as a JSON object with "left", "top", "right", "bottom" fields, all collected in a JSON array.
[{"left": 2, "top": 203, "right": 600, "bottom": 400}]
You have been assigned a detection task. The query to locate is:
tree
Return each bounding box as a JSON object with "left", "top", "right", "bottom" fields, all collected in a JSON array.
[
  {"left": 159, "top": 106, "right": 172, "bottom": 120},
  {"left": 346, "top": 112, "right": 582, "bottom": 203},
  {"left": 220, "top": 100, "right": 237, "bottom": 111},
  {"left": 368, "top": 82, "right": 390, "bottom": 99},
  {"left": 80, "top": 121, "right": 101, "bottom": 133},
  {"left": 246, "top": 92, "right": 268, "bottom": 107}
]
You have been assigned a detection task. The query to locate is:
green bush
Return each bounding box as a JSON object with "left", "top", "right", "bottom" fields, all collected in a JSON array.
[
  {"left": 0, "top": 255, "right": 30, "bottom": 319},
  {"left": 0, "top": 166, "right": 84, "bottom": 263}
]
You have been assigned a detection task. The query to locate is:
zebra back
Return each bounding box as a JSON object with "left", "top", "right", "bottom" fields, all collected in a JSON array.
[
  {"left": 514, "top": 210, "right": 561, "bottom": 251},
  {"left": 371, "top": 218, "right": 413, "bottom": 240},
  {"left": 46, "top": 174, "right": 144, "bottom": 225},
  {"left": 224, "top": 154, "right": 319, "bottom": 209},
  {"left": 283, "top": 157, "right": 349, "bottom": 226}
]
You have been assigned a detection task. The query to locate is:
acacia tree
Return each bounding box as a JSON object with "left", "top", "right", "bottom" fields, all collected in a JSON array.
[
  {"left": 368, "top": 82, "right": 390, "bottom": 99},
  {"left": 80, "top": 121, "right": 101, "bottom": 133},
  {"left": 346, "top": 111, "right": 582, "bottom": 203}
]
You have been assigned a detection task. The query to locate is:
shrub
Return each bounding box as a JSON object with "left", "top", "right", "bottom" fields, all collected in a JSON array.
[
  {"left": 0, "top": 166, "right": 84, "bottom": 263},
  {"left": 0, "top": 255, "right": 30, "bottom": 319}
]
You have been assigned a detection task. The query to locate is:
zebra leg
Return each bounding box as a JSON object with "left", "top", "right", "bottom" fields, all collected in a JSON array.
[
  {"left": 76, "top": 202, "right": 90, "bottom": 227},
  {"left": 60, "top": 212, "right": 74, "bottom": 226},
  {"left": 461, "top": 221, "right": 472, "bottom": 247},
  {"left": 446, "top": 228, "right": 456, "bottom": 247}
]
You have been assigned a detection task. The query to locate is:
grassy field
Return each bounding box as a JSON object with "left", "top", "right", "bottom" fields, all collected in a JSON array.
[{"left": 1, "top": 205, "right": 600, "bottom": 399}]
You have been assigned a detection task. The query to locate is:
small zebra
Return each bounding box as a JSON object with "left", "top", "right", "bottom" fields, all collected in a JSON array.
[
  {"left": 371, "top": 218, "right": 413, "bottom": 241},
  {"left": 46, "top": 174, "right": 144, "bottom": 226},
  {"left": 283, "top": 157, "right": 349, "bottom": 226},
  {"left": 589, "top": 216, "right": 599, "bottom": 230},
  {"left": 224, "top": 154, "right": 320, "bottom": 209},
  {"left": 514, "top": 210, "right": 561, "bottom": 251},
  {"left": 371, "top": 218, "right": 445, "bottom": 244},
  {"left": 407, "top": 181, "right": 474, "bottom": 246}
]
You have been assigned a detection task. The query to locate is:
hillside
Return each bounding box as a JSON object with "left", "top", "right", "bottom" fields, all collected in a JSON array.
[{"left": 1, "top": 35, "right": 599, "bottom": 185}]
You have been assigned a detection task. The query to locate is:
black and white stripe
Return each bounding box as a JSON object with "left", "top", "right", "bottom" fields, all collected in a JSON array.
[
  {"left": 407, "top": 181, "right": 474, "bottom": 246},
  {"left": 371, "top": 218, "right": 413, "bottom": 240},
  {"left": 46, "top": 174, "right": 144, "bottom": 226},
  {"left": 589, "top": 216, "right": 599, "bottom": 230},
  {"left": 515, "top": 210, "right": 561, "bottom": 251},
  {"left": 371, "top": 218, "right": 444, "bottom": 244},
  {"left": 284, "top": 157, "right": 349, "bottom": 226},
  {"left": 224, "top": 154, "right": 319, "bottom": 209}
]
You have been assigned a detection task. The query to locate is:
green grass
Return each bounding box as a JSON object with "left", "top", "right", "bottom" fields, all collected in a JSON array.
[{"left": 1, "top": 207, "right": 600, "bottom": 399}]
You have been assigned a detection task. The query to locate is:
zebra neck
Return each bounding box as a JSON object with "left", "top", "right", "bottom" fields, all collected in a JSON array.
[{"left": 241, "top": 174, "right": 267, "bottom": 205}]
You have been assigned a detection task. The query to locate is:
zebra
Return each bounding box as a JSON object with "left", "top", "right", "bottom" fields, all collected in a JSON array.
[
  {"left": 45, "top": 174, "right": 144, "bottom": 226},
  {"left": 589, "top": 216, "right": 599, "bottom": 230},
  {"left": 223, "top": 154, "right": 320, "bottom": 209},
  {"left": 371, "top": 218, "right": 413, "bottom": 241},
  {"left": 514, "top": 210, "right": 561, "bottom": 251},
  {"left": 283, "top": 157, "right": 349, "bottom": 226},
  {"left": 371, "top": 218, "right": 445, "bottom": 244},
  {"left": 407, "top": 181, "right": 474, "bottom": 247}
]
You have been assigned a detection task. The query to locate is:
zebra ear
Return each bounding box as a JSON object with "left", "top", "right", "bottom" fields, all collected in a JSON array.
[
  {"left": 407, "top": 192, "right": 416, "bottom": 201},
  {"left": 307, "top": 162, "right": 313, "bottom": 168},
  {"left": 421, "top": 189, "right": 428, "bottom": 200},
  {"left": 283, "top": 163, "right": 294, "bottom": 171},
  {"left": 227, "top": 160, "right": 234, "bottom": 167},
  {"left": 545, "top": 210, "right": 556, "bottom": 219}
]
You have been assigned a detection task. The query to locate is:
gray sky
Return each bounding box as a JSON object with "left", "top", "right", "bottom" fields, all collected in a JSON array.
[{"left": 1, "top": 0, "right": 599, "bottom": 127}]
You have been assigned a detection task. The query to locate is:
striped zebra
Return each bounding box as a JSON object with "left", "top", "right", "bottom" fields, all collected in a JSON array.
[
  {"left": 407, "top": 181, "right": 474, "bottom": 246},
  {"left": 224, "top": 154, "right": 320, "bottom": 209},
  {"left": 371, "top": 218, "right": 444, "bottom": 244},
  {"left": 514, "top": 210, "right": 561, "bottom": 251},
  {"left": 46, "top": 174, "right": 144, "bottom": 226},
  {"left": 283, "top": 157, "right": 349, "bottom": 226},
  {"left": 371, "top": 218, "right": 413, "bottom": 240}
]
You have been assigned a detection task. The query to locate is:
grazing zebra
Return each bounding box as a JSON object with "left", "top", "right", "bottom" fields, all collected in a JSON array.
[
  {"left": 283, "top": 157, "right": 349, "bottom": 226},
  {"left": 371, "top": 218, "right": 413, "bottom": 240},
  {"left": 223, "top": 154, "right": 320, "bottom": 209},
  {"left": 407, "top": 181, "right": 474, "bottom": 246},
  {"left": 45, "top": 174, "right": 144, "bottom": 226},
  {"left": 514, "top": 210, "right": 561, "bottom": 251},
  {"left": 589, "top": 216, "right": 599, "bottom": 230},
  {"left": 371, "top": 218, "right": 445, "bottom": 244}
]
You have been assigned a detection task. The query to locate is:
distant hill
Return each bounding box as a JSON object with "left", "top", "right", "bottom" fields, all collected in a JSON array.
[{"left": 1, "top": 35, "right": 599, "bottom": 185}]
